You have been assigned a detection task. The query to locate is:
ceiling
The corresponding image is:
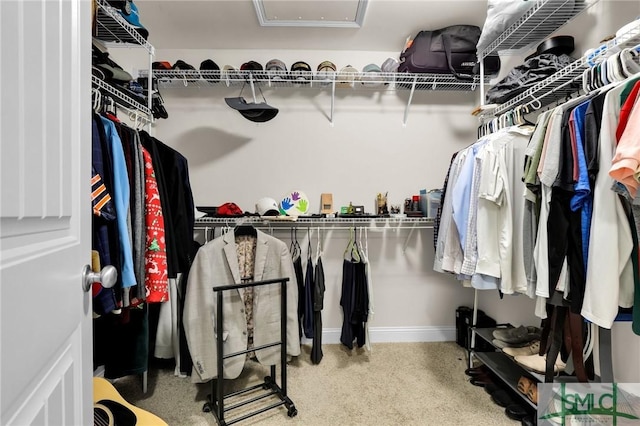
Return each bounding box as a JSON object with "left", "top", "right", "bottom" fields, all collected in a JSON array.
[{"left": 135, "top": 0, "right": 489, "bottom": 52}]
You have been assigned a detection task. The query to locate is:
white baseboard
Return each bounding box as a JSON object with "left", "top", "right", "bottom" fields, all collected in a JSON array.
[{"left": 302, "top": 326, "right": 456, "bottom": 345}]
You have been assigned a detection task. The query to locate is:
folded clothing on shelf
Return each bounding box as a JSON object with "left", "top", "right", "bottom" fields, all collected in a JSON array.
[{"left": 486, "top": 53, "right": 574, "bottom": 105}]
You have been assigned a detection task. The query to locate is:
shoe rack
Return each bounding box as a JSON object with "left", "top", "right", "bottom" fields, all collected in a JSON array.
[{"left": 472, "top": 326, "right": 541, "bottom": 410}]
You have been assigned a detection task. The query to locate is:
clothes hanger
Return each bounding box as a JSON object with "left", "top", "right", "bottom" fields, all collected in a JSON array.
[
  {"left": 620, "top": 47, "right": 640, "bottom": 77},
  {"left": 316, "top": 226, "right": 322, "bottom": 263},
  {"left": 92, "top": 88, "right": 102, "bottom": 112},
  {"left": 290, "top": 228, "right": 298, "bottom": 260},
  {"left": 344, "top": 226, "right": 360, "bottom": 262},
  {"left": 233, "top": 217, "right": 256, "bottom": 237},
  {"left": 307, "top": 227, "right": 312, "bottom": 261},
  {"left": 357, "top": 227, "right": 365, "bottom": 261},
  {"left": 520, "top": 105, "right": 535, "bottom": 126}
]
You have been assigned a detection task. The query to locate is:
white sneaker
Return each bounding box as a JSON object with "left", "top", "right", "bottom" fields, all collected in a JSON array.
[
  {"left": 514, "top": 353, "right": 566, "bottom": 374},
  {"left": 503, "top": 340, "right": 540, "bottom": 357}
]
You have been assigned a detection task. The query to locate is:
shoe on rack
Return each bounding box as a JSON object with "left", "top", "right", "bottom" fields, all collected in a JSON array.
[
  {"left": 514, "top": 353, "right": 566, "bottom": 374},
  {"left": 491, "top": 389, "right": 516, "bottom": 407},
  {"left": 521, "top": 415, "right": 536, "bottom": 426},
  {"left": 465, "top": 366, "right": 489, "bottom": 377},
  {"left": 470, "top": 375, "right": 494, "bottom": 387},
  {"left": 504, "top": 340, "right": 541, "bottom": 357},
  {"left": 493, "top": 325, "right": 541, "bottom": 345},
  {"left": 484, "top": 382, "right": 502, "bottom": 395},
  {"left": 506, "top": 403, "right": 530, "bottom": 421}
]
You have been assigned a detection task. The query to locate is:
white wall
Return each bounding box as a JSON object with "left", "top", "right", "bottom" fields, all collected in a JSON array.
[
  {"left": 110, "top": 46, "right": 482, "bottom": 341},
  {"left": 111, "top": 1, "right": 640, "bottom": 376}
]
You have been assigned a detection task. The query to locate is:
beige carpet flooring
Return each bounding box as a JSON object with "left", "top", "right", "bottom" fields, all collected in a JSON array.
[{"left": 112, "top": 342, "right": 524, "bottom": 425}]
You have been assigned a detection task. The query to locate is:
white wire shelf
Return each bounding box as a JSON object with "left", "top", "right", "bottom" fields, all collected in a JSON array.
[
  {"left": 194, "top": 216, "right": 434, "bottom": 230},
  {"left": 92, "top": 75, "right": 152, "bottom": 121},
  {"left": 144, "top": 70, "right": 489, "bottom": 92},
  {"left": 94, "top": 0, "right": 154, "bottom": 54},
  {"left": 492, "top": 18, "right": 640, "bottom": 116},
  {"left": 479, "top": 0, "right": 593, "bottom": 60}
]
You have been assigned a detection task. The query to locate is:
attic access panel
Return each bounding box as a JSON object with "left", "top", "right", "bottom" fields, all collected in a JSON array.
[{"left": 253, "top": 0, "right": 368, "bottom": 28}]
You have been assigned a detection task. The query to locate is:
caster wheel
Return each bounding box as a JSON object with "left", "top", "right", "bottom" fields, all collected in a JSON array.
[
  {"left": 287, "top": 407, "right": 298, "bottom": 417},
  {"left": 202, "top": 403, "right": 211, "bottom": 413}
]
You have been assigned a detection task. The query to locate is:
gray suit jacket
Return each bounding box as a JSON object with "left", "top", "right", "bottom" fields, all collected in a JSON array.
[{"left": 184, "top": 229, "right": 300, "bottom": 382}]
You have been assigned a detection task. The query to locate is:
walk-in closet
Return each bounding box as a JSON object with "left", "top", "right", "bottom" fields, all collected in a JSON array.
[{"left": 2, "top": 1, "right": 640, "bottom": 425}]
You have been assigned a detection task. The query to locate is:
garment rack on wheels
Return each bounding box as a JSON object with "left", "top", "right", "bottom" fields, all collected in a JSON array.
[{"left": 203, "top": 277, "right": 297, "bottom": 425}]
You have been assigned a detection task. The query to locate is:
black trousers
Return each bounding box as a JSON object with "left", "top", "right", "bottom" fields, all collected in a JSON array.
[
  {"left": 340, "top": 260, "right": 368, "bottom": 349},
  {"left": 547, "top": 188, "right": 585, "bottom": 314}
]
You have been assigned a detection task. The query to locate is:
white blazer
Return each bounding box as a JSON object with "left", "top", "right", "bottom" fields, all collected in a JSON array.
[{"left": 184, "top": 229, "right": 300, "bottom": 382}]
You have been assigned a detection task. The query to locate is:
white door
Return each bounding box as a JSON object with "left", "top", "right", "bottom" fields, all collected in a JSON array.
[{"left": 0, "top": 1, "right": 92, "bottom": 425}]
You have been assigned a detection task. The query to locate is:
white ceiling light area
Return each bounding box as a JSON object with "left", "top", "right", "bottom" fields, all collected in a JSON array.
[{"left": 253, "top": 0, "right": 368, "bottom": 28}]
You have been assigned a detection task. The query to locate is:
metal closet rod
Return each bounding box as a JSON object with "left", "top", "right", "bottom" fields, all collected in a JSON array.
[{"left": 193, "top": 224, "right": 433, "bottom": 231}]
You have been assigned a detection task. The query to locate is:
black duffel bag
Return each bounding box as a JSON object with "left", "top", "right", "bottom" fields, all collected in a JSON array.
[{"left": 399, "top": 25, "right": 481, "bottom": 80}]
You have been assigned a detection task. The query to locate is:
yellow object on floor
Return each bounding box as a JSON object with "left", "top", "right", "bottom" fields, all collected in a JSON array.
[{"left": 93, "top": 377, "right": 168, "bottom": 426}]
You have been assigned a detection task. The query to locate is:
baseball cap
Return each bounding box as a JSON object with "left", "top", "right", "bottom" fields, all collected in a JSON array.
[
  {"left": 266, "top": 59, "right": 288, "bottom": 81},
  {"left": 217, "top": 202, "right": 243, "bottom": 216},
  {"left": 152, "top": 61, "right": 172, "bottom": 70},
  {"left": 317, "top": 61, "right": 337, "bottom": 73},
  {"left": 173, "top": 60, "right": 199, "bottom": 82},
  {"left": 200, "top": 59, "right": 220, "bottom": 83},
  {"left": 241, "top": 61, "right": 263, "bottom": 72},
  {"left": 381, "top": 58, "right": 399, "bottom": 84},
  {"left": 118, "top": 1, "right": 148, "bottom": 40},
  {"left": 222, "top": 65, "right": 241, "bottom": 81},
  {"left": 337, "top": 65, "right": 359, "bottom": 86},
  {"left": 381, "top": 57, "right": 399, "bottom": 73},
  {"left": 225, "top": 97, "right": 279, "bottom": 123},
  {"left": 361, "top": 63, "right": 383, "bottom": 87},
  {"left": 315, "top": 61, "right": 336, "bottom": 84},
  {"left": 266, "top": 59, "right": 287, "bottom": 71},
  {"left": 256, "top": 198, "right": 280, "bottom": 216},
  {"left": 290, "top": 61, "right": 312, "bottom": 83}
]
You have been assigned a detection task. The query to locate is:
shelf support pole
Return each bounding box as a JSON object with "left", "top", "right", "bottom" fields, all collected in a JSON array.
[
  {"left": 402, "top": 221, "right": 417, "bottom": 253},
  {"left": 479, "top": 58, "right": 485, "bottom": 107},
  {"left": 403, "top": 76, "right": 417, "bottom": 126},
  {"left": 249, "top": 74, "right": 257, "bottom": 103},
  {"left": 330, "top": 79, "right": 336, "bottom": 125},
  {"left": 469, "top": 289, "right": 478, "bottom": 369}
]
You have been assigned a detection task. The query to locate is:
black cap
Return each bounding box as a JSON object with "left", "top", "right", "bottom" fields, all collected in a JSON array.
[
  {"left": 225, "top": 97, "right": 279, "bottom": 123},
  {"left": 200, "top": 59, "right": 220, "bottom": 83}
]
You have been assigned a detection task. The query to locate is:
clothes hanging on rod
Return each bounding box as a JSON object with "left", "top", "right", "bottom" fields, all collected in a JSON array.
[
  {"left": 290, "top": 228, "right": 305, "bottom": 340},
  {"left": 302, "top": 230, "right": 315, "bottom": 339},
  {"left": 339, "top": 227, "right": 370, "bottom": 350},
  {"left": 433, "top": 124, "right": 534, "bottom": 296},
  {"left": 92, "top": 112, "right": 197, "bottom": 379},
  {"left": 311, "top": 228, "right": 325, "bottom": 364},
  {"left": 359, "top": 228, "right": 375, "bottom": 353}
]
